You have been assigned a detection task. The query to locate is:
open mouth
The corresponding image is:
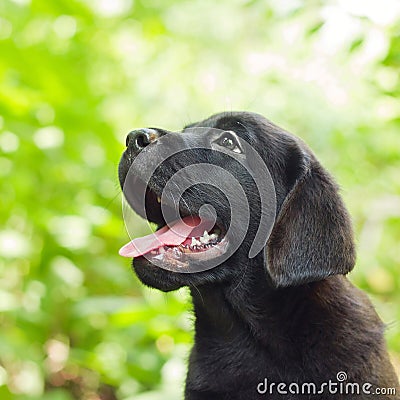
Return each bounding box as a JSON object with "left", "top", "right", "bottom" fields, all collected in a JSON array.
[{"left": 119, "top": 180, "right": 228, "bottom": 268}]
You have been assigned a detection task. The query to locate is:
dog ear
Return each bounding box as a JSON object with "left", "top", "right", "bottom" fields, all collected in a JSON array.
[{"left": 265, "top": 141, "right": 356, "bottom": 288}]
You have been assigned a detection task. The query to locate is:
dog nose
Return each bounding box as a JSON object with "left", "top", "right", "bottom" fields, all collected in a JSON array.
[{"left": 125, "top": 128, "right": 158, "bottom": 152}]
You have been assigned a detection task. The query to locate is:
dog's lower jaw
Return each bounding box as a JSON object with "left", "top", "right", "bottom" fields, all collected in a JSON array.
[
  {"left": 185, "top": 275, "right": 400, "bottom": 400},
  {"left": 132, "top": 258, "right": 184, "bottom": 291}
]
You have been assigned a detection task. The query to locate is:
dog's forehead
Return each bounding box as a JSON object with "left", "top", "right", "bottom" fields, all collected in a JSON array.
[{"left": 184, "top": 112, "right": 261, "bottom": 143}]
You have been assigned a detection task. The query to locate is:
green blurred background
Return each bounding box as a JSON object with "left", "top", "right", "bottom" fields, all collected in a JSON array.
[{"left": 1, "top": 0, "right": 399, "bottom": 398}]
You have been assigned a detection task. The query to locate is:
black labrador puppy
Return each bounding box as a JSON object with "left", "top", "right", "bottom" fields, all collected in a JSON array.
[{"left": 118, "top": 112, "right": 399, "bottom": 399}]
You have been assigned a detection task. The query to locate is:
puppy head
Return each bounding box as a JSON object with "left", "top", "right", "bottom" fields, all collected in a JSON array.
[{"left": 118, "top": 112, "right": 355, "bottom": 291}]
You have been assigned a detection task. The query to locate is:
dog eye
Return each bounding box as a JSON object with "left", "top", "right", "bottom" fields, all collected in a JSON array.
[{"left": 217, "top": 131, "right": 242, "bottom": 154}]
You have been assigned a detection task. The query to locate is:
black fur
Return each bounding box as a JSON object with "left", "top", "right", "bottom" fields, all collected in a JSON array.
[{"left": 119, "top": 112, "right": 399, "bottom": 399}]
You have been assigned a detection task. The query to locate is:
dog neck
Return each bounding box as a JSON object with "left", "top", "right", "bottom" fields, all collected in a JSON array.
[
  {"left": 189, "top": 260, "right": 310, "bottom": 356},
  {"left": 188, "top": 269, "right": 391, "bottom": 392}
]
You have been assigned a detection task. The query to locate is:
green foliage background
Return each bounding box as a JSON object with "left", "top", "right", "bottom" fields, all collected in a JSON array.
[{"left": 0, "top": 0, "right": 399, "bottom": 399}]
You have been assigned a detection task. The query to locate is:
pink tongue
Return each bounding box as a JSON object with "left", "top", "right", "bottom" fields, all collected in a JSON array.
[{"left": 119, "top": 216, "right": 211, "bottom": 258}]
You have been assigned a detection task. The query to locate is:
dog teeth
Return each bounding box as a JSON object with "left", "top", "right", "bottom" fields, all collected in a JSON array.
[
  {"left": 191, "top": 237, "right": 201, "bottom": 246},
  {"left": 192, "top": 230, "right": 220, "bottom": 247},
  {"left": 199, "top": 230, "right": 209, "bottom": 244},
  {"left": 156, "top": 196, "right": 161, "bottom": 203},
  {"left": 172, "top": 247, "right": 182, "bottom": 258}
]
